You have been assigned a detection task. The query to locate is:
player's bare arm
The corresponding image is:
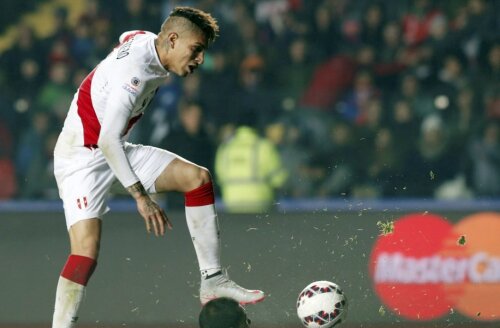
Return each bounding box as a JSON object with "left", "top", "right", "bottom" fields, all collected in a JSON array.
[
  {"left": 97, "top": 98, "right": 171, "bottom": 237},
  {"left": 127, "top": 181, "right": 172, "bottom": 236}
]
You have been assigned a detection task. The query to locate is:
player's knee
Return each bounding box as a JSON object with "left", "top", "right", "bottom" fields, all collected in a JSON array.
[
  {"left": 195, "top": 166, "right": 212, "bottom": 190},
  {"left": 184, "top": 166, "right": 215, "bottom": 206},
  {"left": 72, "top": 236, "right": 100, "bottom": 259},
  {"left": 197, "top": 167, "right": 212, "bottom": 186},
  {"left": 185, "top": 165, "right": 211, "bottom": 191}
]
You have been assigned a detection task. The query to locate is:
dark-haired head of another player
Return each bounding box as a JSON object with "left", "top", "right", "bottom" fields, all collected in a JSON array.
[
  {"left": 199, "top": 297, "right": 251, "bottom": 328},
  {"left": 155, "top": 6, "right": 219, "bottom": 77}
]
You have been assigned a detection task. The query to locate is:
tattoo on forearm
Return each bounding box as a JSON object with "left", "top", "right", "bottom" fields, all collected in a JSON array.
[{"left": 127, "top": 182, "right": 148, "bottom": 199}]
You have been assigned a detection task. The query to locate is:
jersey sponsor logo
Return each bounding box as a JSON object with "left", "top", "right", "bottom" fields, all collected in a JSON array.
[
  {"left": 369, "top": 212, "right": 500, "bottom": 321},
  {"left": 122, "top": 83, "right": 139, "bottom": 95}
]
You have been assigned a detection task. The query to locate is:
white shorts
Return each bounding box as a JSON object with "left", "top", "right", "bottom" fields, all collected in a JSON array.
[{"left": 54, "top": 143, "right": 176, "bottom": 229}]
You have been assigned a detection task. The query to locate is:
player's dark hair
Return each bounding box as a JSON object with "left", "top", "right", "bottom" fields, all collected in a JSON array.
[
  {"left": 169, "top": 6, "right": 219, "bottom": 44},
  {"left": 199, "top": 297, "right": 247, "bottom": 328}
]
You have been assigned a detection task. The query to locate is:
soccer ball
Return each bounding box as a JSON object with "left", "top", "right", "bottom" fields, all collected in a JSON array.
[{"left": 296, "top": 280, "right": 348, "bottom": 328}]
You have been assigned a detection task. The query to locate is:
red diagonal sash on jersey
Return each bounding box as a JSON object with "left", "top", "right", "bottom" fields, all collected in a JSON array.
[{"left": 77, "top": 69, "right": 100, "bottom": 148}]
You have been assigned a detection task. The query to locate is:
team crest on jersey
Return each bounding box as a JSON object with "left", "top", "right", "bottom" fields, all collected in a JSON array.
[
  {"left": 131, "top": 77, "right": 141, "bottom": 87},
  {"left": 76, "top": 197, "right": 88, "bottom": 209},
  {"left": 122, "top": 77, "right": 141, "bottom": 95}
]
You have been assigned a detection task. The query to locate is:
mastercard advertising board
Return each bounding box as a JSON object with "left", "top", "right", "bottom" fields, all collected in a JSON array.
[{"left": 369, "top": 212, "right": 500, "bottom": 321}]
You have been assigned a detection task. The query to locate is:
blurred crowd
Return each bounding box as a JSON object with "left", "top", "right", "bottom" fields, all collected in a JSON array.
[{"left": 0, "top": 0, "right": 499, "bottom": 202}]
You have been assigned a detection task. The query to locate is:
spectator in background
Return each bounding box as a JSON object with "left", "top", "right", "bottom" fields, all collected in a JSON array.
[
  {"left": 265, "top": 119, "right": 315, "bottom": 198},
  {"left": 71, "top": 67, "right": 90, "bottom": 91},
  {"left": 275, "top": 37, "right": 314, "bottom": 109},
  {"left": 378, "top": 21, "right": 403, "bottom": 62},
  {"left": 231, "top": 54, "right": 279, "bottom": 128},
  {"left": 1, "top": 23, "right": 45, "bottom": 91},
  {"left": 308, "top": 2, "right": 342, "bottom": 61},
  {"left": 161, "top": 101, "right": 215, "bottom": 208},
  {"left": 436, "top": 54, "right": 470, "bottom": 100},
  {"left": 481, "top": 43, "right": 500, "bottom": 89},
  {"left": 46, "top": 33, "right": 74, "bottom": 68},
  {"left": 200, "top": 50, "right": 237, "bottom": 130},
  {"left": 112, "top": 0, "right": 161, "bottom": 37},
  {"left": 358, "top": 127, "right": 405, "bottom": 197},
  {"left": 45, "top": 7, "right": 73, "bottom": 47},
  {"left": 70, "top": 17, "right": 96, "bottom": 69},
  {"left": 276, "top": 110, "right": 333, "bottom": 197},
  {"left": 360, "top": 2, "right": 385, "bottom": 49},
  {"left": 0, "top": 108, "right": 17, "bottom": 199},
  {"left": 317, "top": 120, "right": 357, "bottom": 197},
  {"left": 181, "top": 73, "right": 203, "bottom": 104},
  {"left": 12, "top": 58, "right": 43, "bottom": 105},
  {"left": 9, "top": 57, "right": 44, "bottom": 141},
  {"left": 20, "top": 132, "right": 59, "bottom": 199},
  {"left": 485, "top": 88, "right": 500, "bottom": 122},
  {"left": 15, "top": 112, "right": 53, "bottom": 198},
  {"left": 300, "top": 45, "right": 374, "bottom": 111},
  {"left": 0, "top": 161, "right": 17, "bottom": 198},
  {"left": 162, "top": 101, "right": 215, "bottom": 168},
  {"left": 480, "top": 43, "right": 500, "bottom": 119},
  {"left": 361, "top": 98, "right": 385, "bottom": 132},
  {"left": 451, "top": 86, "right": 481, "bottom": 144},
  {"left": 36, "top": 62, "right": 74, "bottom": 125},
  {"left": 215, "top": 112, "right": 287, "bottom": 213},
  {"left": 466, "top": 121, "right": 500, "bottom": 197},
  {"left": 420, "top": 14, "right": 459, "bottom": 74},
  {"left": 401, "top": 0, "right": 442, "bottom": 46},
  {"left": 236, "top": 15, "right": 262, "bottom": 57},
  {"left": 89, "top": 25, "right": 113, "bottom": 67},
  {"left": 209, "top": 0, "right": 253, "bottom": 62},
  {"left": 0, "top": 95, "right": 14, "bottom": 155},
  {"left": 82, "top": 2, "right": 114, "bottom": 69},
  {"left": 375, "top": 21, "right": 408, "bottom": 89},
  {"left": 390, "top": 99, "right": 419, "bottom": 160},
  {"left": 461, "top": 0, "right": 498, "bottom": 48},
  {"left": 395, "top": 73, "right": 434, "bottom": 119},
  {"left": 79, "top": 0, "right": 100, "bottom": 23},
  {"left": 299, "top": 51, "right": 352, "bottom": 110},
  {"left": 403, "top": 114, "right": 461, "bottom": 197},
  {"left": 338, "top": 70, "right": 379, "bottom": 125}
]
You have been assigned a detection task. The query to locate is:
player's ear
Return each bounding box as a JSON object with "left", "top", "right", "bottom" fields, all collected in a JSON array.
[{"left": 167, "top": 32, "right": 178, "bottom": 49}]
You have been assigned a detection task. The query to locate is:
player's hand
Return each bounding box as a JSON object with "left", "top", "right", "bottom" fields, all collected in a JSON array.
[{"left": 136, "top": 195, "right": 173, "bottom": 236}]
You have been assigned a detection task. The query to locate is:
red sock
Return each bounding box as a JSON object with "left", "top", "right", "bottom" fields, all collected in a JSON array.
[
  {"left": 185, "top": 181, "right": 215, "bottom": 207},
  {"left": 60, "top": 255, "right": 97, "bottom": 286}
]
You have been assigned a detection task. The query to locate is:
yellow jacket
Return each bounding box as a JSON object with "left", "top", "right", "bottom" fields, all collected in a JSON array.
[{"left": 215, "top": 126, "right": 287, "bottom": 213}]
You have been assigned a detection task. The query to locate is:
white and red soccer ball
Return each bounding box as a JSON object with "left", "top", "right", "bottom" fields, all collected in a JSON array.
[{"left": 296, "top": 280, "right": 348, "bottom": 328}]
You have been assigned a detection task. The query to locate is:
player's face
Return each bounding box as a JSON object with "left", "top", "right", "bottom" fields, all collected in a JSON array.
[{"left": 170, "top": 30, "right": 207, "bottom": 77}]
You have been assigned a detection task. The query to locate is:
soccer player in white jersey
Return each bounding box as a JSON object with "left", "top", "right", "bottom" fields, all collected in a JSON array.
[{"left": 51, "top": 7, "right": 265, "bottom": 328}]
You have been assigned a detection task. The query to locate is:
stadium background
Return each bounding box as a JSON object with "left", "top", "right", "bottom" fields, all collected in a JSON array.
[{"left": 0, "top": 0, "right": 499, "bottom": 327}]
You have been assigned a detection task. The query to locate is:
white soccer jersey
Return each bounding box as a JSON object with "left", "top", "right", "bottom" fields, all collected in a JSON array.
[{"left": 55, "top": 30, "right": 169, "bottom": 188}]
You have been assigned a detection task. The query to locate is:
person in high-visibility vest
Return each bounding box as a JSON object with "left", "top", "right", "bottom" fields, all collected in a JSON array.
[{"left": 215, "top": 120, "right": 288, "bottom": 213}]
